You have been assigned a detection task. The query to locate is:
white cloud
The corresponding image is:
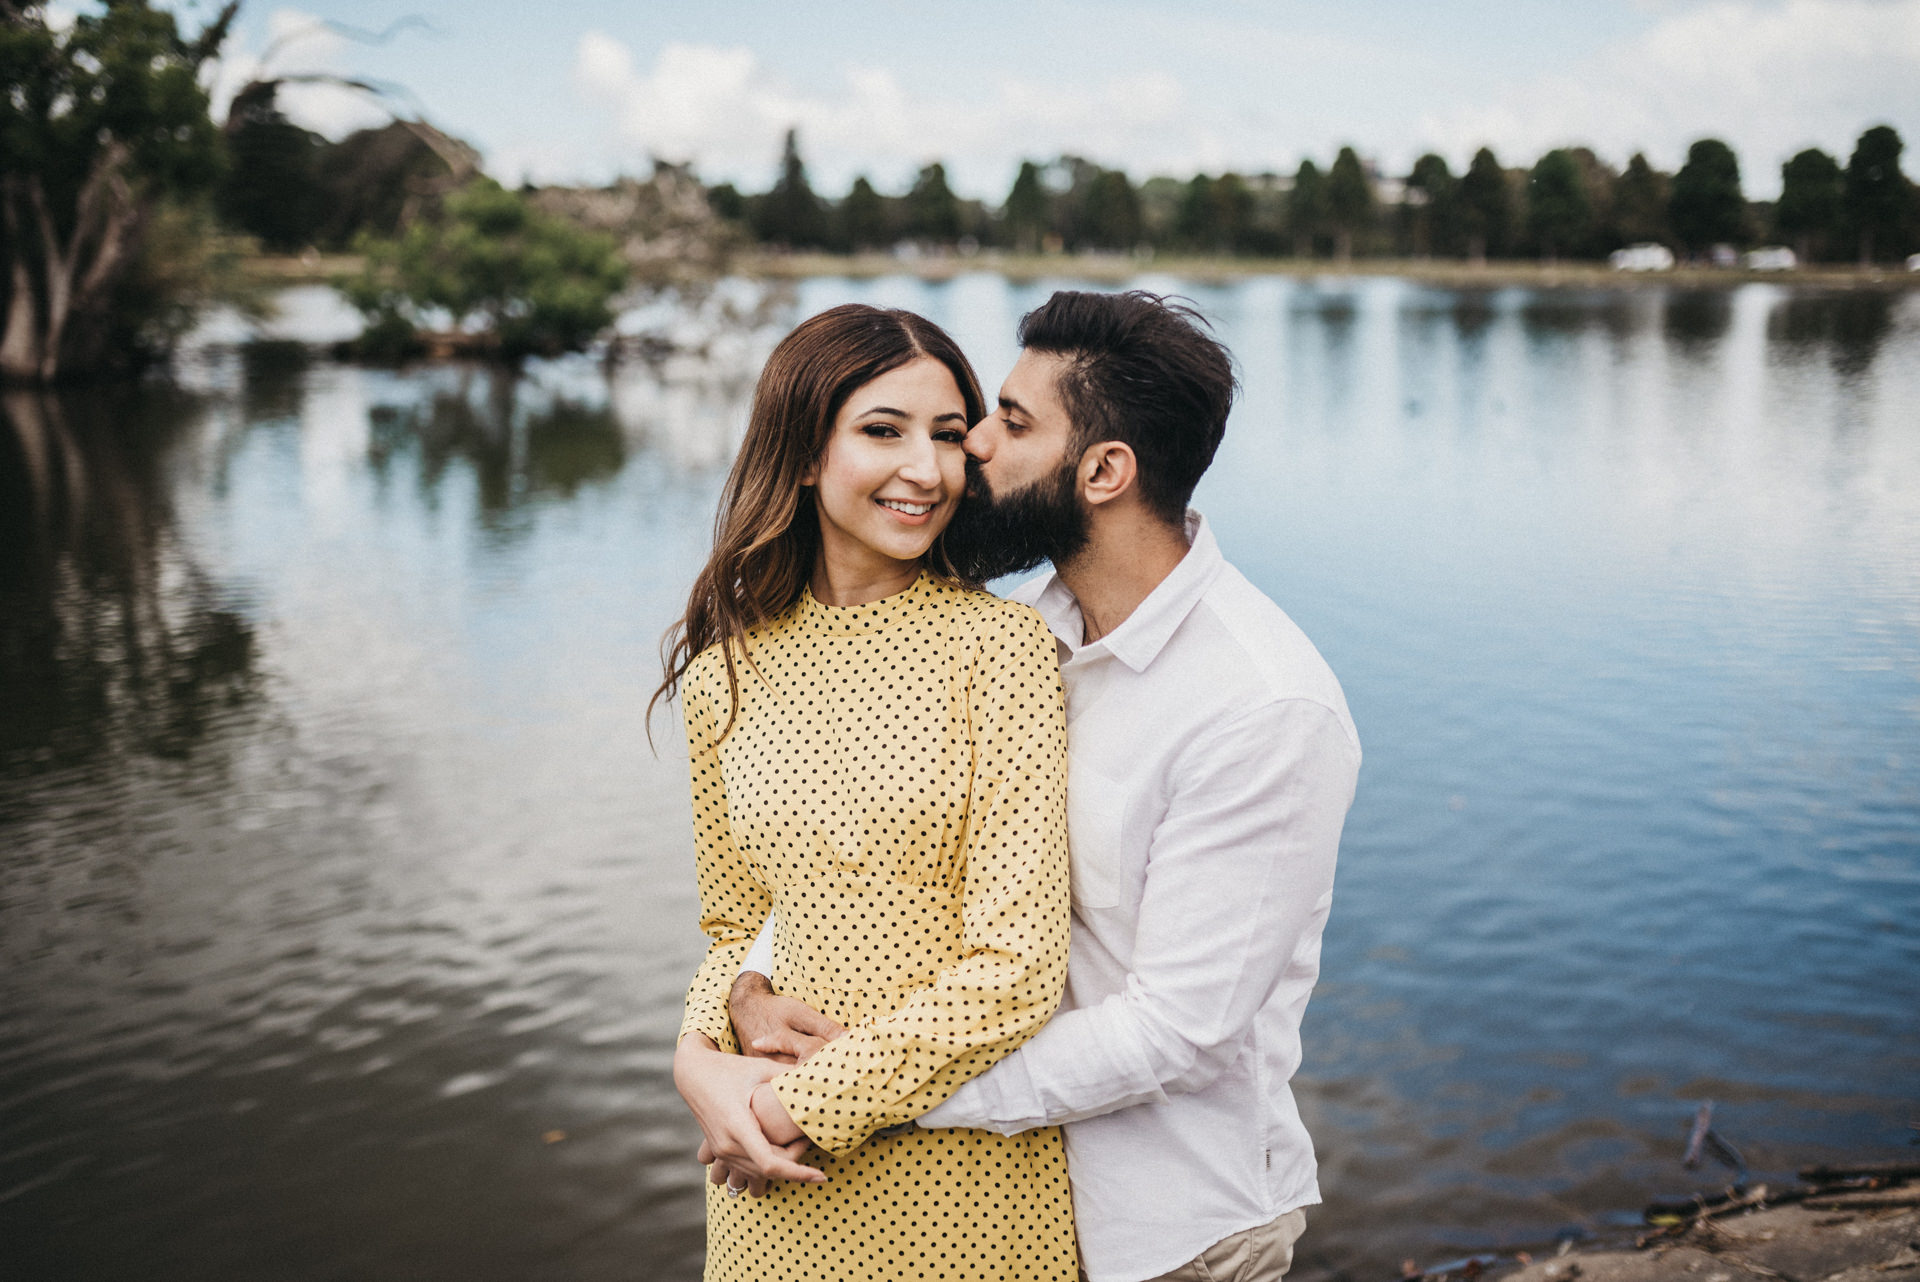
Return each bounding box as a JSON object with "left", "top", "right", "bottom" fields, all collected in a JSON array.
[
  {"left": 1416, "top": 0, "right": 1920, "bottom": 193},
  {"left": 204, "top": 8, "right": 392, "bottom": 139},
  {"left": 572, "top": 34, "right": 1193, "bottom": 195}
]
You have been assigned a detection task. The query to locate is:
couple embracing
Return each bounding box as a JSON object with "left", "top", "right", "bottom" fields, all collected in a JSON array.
[{"left": 654, "top": 290, "right": 1360, "bottom": 1282}]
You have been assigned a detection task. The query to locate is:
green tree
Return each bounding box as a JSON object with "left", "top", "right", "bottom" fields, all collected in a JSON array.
[
  {"left": 903, "top": 162, "right": 961, "bottom": 243},
  {"left": 1844, "top": 125, "right": 1910, "bottom": 264},
  {"left": 216, "top": 80, "right": 327, "bottom": 251},
  {"left": 1526, "top": 148, "right": 1589, "bottom": 262},
  {"left": 1176, "top": 175, "right": 1219, "bottom": 251},
  {"left": 343, "top": 178, "right": 629, "bottom": 361},
  {"left": 1212, "top": 173, "right": 1254, "bottom": 254},
  {"left": 840, "top": 175, "right": 888, "bottom": 251},
  {"left": 1080, "top": 168, "right": 1140, "bottom": 250},
  {"left": 1002, "top": 160, "right": 1049, "bottom": 252},
  {"left": 706, "top": 182, "right": 746, "bottom": 223},
  {"left": 1566, "top": 148, "right": 1617, "bottom": 257},
  {"left": 1668, "top": 138, "right": 1746, "bottom": 254},
  {"left": 1326, "top": 146, "right": 1373, "bottom": 261},
  {"left": 1404, "top": 153, "right": 1458, "bottom": 257},
  {"left": 1459, "top": 147, "right": 1511, "bottom": 261},
  {"left": 1609, "top": 153, "right": 1670, "bottom": 247},
  {"left": 1287, "top": 159, "right": 1328, "bottom": 258},
  {"left": 1774, "top": 148, "right": 1843, "bottom": 262},
  {"left": 753, "top": 128, "right": 823, "bottom": 248},
  {"left": 1, "top": 0, "right": 238, "bottom": 383}
]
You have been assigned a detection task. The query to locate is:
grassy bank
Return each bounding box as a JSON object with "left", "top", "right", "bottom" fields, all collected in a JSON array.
[
  {"left": 241, "top": 253, "right": 366, "bottom": 285},
  {"left": 240, "top": 250, "right": 1920, "bottom": 293}
]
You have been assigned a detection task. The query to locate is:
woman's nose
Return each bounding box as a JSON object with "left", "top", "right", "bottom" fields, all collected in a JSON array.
[{"left": 898, "top": 436, "right": 941, "bottom": 487}]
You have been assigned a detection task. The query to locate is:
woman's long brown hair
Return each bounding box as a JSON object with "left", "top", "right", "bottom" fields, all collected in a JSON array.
[{"left": 650, "top": 304, "right": 987, "bottom": 747}]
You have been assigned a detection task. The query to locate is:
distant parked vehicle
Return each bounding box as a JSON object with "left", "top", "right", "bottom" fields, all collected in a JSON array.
[
  {"left": 1907, "top": 253, "right": 1920, "bottom": 272},
  {"left": 1743, "top": 246, "right": 1798, "bottom": 271},
  {"left": 1709, "top": 244, "right": 1740, "bottom": 268},
  {"left": 1609, "top": 243, "right": 1676, "bottom": 272}
]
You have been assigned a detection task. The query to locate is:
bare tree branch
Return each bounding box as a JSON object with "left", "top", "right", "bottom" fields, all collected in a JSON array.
[
  {"left": 186, "top": 2, "right": 242, "bottom": 68},
  {"left": 259, "top": 14, "right": 438, "bottom": 69}
]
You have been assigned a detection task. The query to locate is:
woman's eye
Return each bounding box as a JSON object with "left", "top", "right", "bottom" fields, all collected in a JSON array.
[
  {"left": 860, "top": 424, "right": 900, "bottom": 439},
  {"left": 934, "top": 429, "right": 965, "bottom": 443}
]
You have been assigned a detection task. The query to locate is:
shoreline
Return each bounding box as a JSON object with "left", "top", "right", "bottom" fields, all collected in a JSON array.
[
  {"left": 1396, "top": 1162, "right": 1920, "bottom": 1282},
  {"left": 241, "top": 251, "right": 1920, "bottom": 292}
]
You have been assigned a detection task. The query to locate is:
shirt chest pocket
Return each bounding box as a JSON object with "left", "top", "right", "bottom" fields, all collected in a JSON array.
[{"left": 1067, "top": 754, "right": 1128, "bottom": 910}]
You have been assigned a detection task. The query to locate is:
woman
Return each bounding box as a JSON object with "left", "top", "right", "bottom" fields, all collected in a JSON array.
[{"left": 653, "top": 304, "right": 1077, "bottom": 1282}]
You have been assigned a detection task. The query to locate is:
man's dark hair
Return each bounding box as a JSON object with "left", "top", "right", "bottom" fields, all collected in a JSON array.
[{"left": 1017, "top": 290, "right": 1237, "bottom": 525}]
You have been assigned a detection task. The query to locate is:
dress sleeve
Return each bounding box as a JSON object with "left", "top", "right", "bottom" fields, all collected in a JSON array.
[
  {"left": 769, "top": 605, "right": 1071, "bottom": 1155},
  {"left": 676, "top": 657, "right": 772, "bottom": 1053}
]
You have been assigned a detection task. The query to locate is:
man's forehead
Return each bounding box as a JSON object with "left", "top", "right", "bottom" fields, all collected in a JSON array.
[{"left": 998, "top": 349, "right": 1071, "bottom": 417}]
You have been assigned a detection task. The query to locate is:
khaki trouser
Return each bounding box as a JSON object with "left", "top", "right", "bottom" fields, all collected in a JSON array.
[{"left": 1121, "top": 1208, "right": 1309, "bottom": 1282}]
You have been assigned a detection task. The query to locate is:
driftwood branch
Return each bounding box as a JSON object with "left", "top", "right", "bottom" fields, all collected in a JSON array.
[{"left": 1798, "top": 1161, "right": 1920, "bottom": 1183}]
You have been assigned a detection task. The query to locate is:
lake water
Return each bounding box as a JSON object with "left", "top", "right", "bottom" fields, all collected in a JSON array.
[{"left": 3, "top": 275, "right": 1917, "bottom": 1281}]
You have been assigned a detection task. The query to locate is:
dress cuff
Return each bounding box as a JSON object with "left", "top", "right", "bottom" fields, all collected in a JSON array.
[{"left": 678, "top": 1007, "right": 739, "bottom": 1055}]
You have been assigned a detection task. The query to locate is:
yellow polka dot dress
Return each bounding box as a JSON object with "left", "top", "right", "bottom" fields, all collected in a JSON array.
[{"left": 678, "top": 571, "right": 1077, "bottom": 1282}]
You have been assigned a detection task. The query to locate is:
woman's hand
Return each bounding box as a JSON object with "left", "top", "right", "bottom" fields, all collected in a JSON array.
[
  {"left": 673, "top": 1033, "right": 825, "bottom": 1192},
  {"left": 698, "top": 1135, "right": 812, "bottom": 1199},
  {"left": 750, "top": 1080, "right": 806, "bottom": 1146}
]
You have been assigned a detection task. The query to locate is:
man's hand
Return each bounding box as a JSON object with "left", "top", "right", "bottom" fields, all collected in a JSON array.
[
  {"left": 730, "top": 972, "right": 847, "bottom": 1064},
  {"left": 673, "top": 1033, "right": 825, "bottom": 1194}
]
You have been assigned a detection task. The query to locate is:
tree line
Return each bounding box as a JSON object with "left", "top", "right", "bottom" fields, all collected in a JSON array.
[
  {"left": 5, "top": 0, "right": 1915, "bottom": 386},
  {"left": 719, "top": 127, "right": 1918, "bottom": 267}
]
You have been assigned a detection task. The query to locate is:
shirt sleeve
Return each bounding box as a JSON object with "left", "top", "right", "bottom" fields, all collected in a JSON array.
[
  {"left": 739, "top": 913, "right": 776, "bottom": 978},
  {"left": 675, "top": 658, "right": 773, "bottom": 1054},
  {"left": 921, "top": 697, "right": 1359, "bottom": 1134},
  {"left": 770, "top": 605, "right": 1072, "bottom": 1155}
]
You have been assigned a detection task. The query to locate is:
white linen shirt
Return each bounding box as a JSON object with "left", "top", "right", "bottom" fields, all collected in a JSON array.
[{"left": 744, "top": 514, "right": 1360, "bottom": 1282}]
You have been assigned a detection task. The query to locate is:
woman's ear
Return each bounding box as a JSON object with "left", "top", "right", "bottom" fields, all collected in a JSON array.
[{"left": 1078, "top": 440, "right": 1138, "bottom": 507}]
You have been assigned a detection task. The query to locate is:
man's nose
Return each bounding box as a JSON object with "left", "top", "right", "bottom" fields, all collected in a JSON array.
[{"left": 964, "top": 415, "right": 997, "bottom": 462}]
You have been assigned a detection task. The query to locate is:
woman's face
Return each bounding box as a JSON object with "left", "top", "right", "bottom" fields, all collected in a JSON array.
[{"left": 805, "top": 356, "right": 970, "bottom": 584}]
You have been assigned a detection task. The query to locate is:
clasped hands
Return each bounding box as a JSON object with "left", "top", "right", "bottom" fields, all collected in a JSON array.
[{"left": 672, "top": 972, "right": 848, "bottom": 1198}]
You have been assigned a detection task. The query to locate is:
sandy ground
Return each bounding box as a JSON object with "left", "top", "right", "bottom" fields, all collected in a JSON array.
[{"left": 1507, "top": 1197, "right": 1919, "bottom": 1282}]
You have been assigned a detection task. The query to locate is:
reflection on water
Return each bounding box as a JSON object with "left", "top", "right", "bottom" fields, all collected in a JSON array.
[
  {"left": 0, "top": 388, "right": 260, "bottom": 770},
  {"left": 2, "top": 278, "right": 1917, "bottom": 1281}
]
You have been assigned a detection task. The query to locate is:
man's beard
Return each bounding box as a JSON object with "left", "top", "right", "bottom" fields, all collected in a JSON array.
[{"left": 942, "top": 453, "right": 1091, "bottom": 583}]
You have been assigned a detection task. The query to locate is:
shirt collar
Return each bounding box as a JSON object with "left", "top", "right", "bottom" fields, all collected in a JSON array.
[{"left": 1027, "top": 511, "right": 1224, "bottom": 673}]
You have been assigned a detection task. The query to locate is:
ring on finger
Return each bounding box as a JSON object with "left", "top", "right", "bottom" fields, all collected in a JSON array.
[{"left": 725, "top": 1179, "right": 747, "bottom": 1197}]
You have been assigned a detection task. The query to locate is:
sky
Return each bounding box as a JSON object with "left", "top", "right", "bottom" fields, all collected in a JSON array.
[{"left": 153, "top": 0, "right": 1920, "bottom": 200}]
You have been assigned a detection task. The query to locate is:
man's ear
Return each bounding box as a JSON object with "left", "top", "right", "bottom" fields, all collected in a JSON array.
[{"left": 1078, "top": 440, "right": 1138, "bottom": 507}]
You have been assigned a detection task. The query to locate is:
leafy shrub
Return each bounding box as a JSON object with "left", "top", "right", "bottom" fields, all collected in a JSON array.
[{"left": 341, "top": 179, "right": 629, "bottom": 361}]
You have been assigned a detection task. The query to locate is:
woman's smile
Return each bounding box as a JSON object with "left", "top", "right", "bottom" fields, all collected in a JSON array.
[{"left": 876, "top": 497, "right": 937, "bottom": 522}]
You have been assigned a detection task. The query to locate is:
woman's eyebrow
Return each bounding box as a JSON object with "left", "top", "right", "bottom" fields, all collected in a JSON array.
[{"left": 855, "top": 406, "right": 969, "bottom": 424}]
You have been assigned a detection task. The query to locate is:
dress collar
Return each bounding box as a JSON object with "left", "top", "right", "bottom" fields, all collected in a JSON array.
[{"left": 791, "top": 569, "right": 946, "bottom": 636}]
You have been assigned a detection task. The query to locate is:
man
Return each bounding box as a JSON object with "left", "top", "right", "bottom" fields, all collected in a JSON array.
[{"left": 694, "top": 290, "right": 1360, "bottom": 1282}]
